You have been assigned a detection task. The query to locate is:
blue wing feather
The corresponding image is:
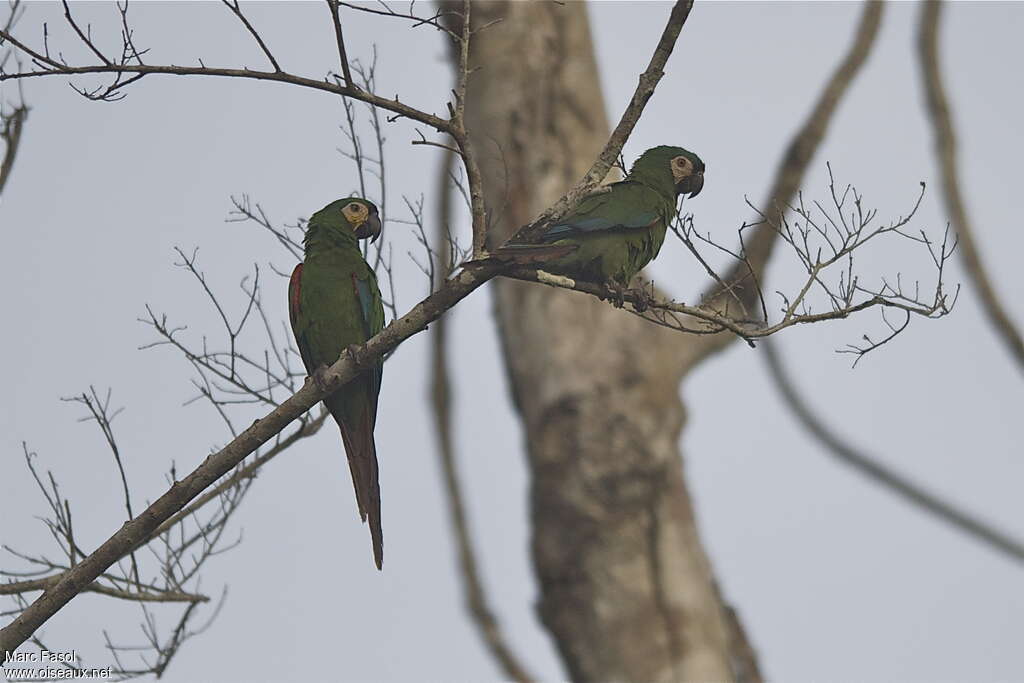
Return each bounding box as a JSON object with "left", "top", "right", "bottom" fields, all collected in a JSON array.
[
  {"left": 542, "top": 212, "right": 659, "bottom": 240},
  {"left": 352, "top": 273, "right": 383, "bottom": 426},
  {"left": 539, "top": 182, "right": 660, "bottom": 242}
]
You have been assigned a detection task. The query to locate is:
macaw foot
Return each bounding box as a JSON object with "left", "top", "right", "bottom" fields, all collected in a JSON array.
[
  {"left": 310, "top": 364, "right": 335, "bottom": 394},
  {"left": 344, "top": 344, "right": 365, "bottom": 368},
  {"left": 630, "top": 285, "right": 653, "bottom": 313},
  {"left": 605, "top": 279, "right": 627, "bottom": 309}
]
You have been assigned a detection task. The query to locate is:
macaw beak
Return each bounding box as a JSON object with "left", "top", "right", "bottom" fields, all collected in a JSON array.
[
  {"left": 683, "top": 171, "right": 704, "bottom": 198},
  {"left": 355, "top": 213, "right": 382, "bottom": 242}
]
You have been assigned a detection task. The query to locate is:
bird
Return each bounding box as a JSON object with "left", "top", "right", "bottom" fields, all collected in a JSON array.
[
  {"left": 288, "top": 197, "right": 386, "bottom": 570},
  {"left": 493, "top": 145, "right": 705, "bottom": 288}
]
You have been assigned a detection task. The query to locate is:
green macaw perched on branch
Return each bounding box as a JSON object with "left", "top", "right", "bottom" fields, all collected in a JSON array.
[
  {"left": 493, "top": 145, "right": 705, "bottom": 287},
  {"left": 289, "top": 198, "right": 386, "bottom": 570}
]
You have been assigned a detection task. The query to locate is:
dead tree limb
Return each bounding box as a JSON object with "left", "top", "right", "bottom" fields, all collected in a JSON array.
[
  {"left": 687, "top": 0, "right": 884, "bottom": 366},
  {"left": 762, "top": 339, "right": 1024, "bottom": 564},
  {"left": 917, "top": 1, "right": 1024, "bottom": 372}
]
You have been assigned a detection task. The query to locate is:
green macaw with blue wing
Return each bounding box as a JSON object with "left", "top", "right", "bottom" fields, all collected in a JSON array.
[
  {"left": 494, "top": 145, "right": 705, "bottom": 286},
  {"left": 289, "top": 197, "right": 386, "bottom": 570}
]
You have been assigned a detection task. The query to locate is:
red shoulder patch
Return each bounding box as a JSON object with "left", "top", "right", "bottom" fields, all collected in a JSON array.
[{"left": 288, "top": 263, "right": 304, "bottom": 328}]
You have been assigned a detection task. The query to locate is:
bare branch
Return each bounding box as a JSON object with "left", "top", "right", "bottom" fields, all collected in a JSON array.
[
  {"left": 0, "top": 258, "right": 502, "bottom": 654},
  {"left": 917, "top": 1, "right": 1024, "bottom": 372},
  {"left": 325, "top": 0, "right": 354, "bottom": 87},
  {"left": 520, "top": 0, "right": 694, "bottom": 236},
  {"left": 762, "top": 339, "right": 1024, "bottom": 565},
  {"left": 500, "top": 171, "right": 954, "bottom": 358},
  {"left": 61, "top": 388, "right": 142, "bottom": 586},
  {"left": 60, "top": 0, "right": 111, "bottom": 66},
  {"left": 337, "top": 1, "right": 461, "bottom": 40},
  {"left": 0, "top": 576, "right": 208, "bottom": 604},
  {"left": 0, "top": 25, "right": 451, "bottom": 131},
  {"left": 221, "top": 0, "right": 281, "bottom": 72},
  {"left": 506, "top": 265, "right": 945, "bottom": 349},
  {"left": 139, "top": 412, "right": 327, "bottom": 551},
  {"left": 689, "top": 1, "right": 884, "bottom": 364}
]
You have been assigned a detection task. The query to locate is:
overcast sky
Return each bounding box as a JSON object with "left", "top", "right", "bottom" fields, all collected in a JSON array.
[{"left": 2, "top": 2, "right": 1022, "bottom": 681}]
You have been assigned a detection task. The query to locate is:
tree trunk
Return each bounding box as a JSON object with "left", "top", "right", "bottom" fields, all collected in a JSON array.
[{"left": 457, "top": 3, "right": 758, "bottom": 681}]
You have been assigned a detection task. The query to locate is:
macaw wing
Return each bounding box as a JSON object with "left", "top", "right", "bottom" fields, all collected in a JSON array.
[
  {"left": 288, "top": 263, "right": 316, "bottom": 372},
  {"left": 351, "top": 271, "right": 384, "bottom": 425},
  {"left": 344, "top": 268, "right": 386, "bottom": 569},
  {"left": 540, "top": 184, "right": 660, "bottom": 242}
]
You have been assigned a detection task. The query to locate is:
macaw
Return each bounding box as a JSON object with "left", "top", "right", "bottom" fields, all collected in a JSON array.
[
  {"left": 495, "top": 145, "right": 705, "bottom": 287},
  {"left": 288, "top": 197, "right": 386, "bottom": 570}
]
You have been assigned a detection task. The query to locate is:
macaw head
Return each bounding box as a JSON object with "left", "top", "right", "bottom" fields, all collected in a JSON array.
[
  {"left": 313, "top": 197, "right": 382, "bottom": 242},
  {"left": 630, "top": 146, "right": 705, "bottom": 199}
]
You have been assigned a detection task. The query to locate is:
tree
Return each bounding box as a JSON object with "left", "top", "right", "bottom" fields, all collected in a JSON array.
[{"left": 2, "top": 2, "right": 1020, "bottom": 680}]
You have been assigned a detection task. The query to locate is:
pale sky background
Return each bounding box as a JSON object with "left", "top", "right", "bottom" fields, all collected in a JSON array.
[{"left": 1, "top": 2, "right": 1022, "bottom": 681}]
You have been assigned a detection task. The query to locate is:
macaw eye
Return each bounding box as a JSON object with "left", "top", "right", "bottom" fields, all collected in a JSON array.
[{"left": 345, "top": 202, "right": 364, "bottom": 214}]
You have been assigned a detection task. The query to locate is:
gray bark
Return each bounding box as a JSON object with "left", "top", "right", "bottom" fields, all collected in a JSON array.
[{"left": 457, "top": 3, "right": 758, "bottom": 681}]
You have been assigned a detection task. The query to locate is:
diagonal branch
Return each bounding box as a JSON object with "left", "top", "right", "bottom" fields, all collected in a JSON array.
[
  {"left": 137, "top": 412, "right": 328, "bottom": 552},
  {"left": 518, "top": 0, "right": 695, "bottom": 237},
  {"left": 762, "top": 339, "right": 1024, "bottom": 565},
  {"left": 0, "top": 261, "right": 501, "bottom": 654},
  {"left": 326, "top": 0, "right": 354, "bottom": 87},
  {"left": 917, "top": 1, "right": 1024, "bottom": 372},
  {"left": 222, "top": 0, "right": 281, "bottom": 72}
]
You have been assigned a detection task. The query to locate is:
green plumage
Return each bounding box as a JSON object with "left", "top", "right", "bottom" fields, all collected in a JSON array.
[
  {"left": 289, "top": 198, "right": 386, "bottom": 569},
  {"left": 497, "top": 145, "right": 705, "bottom": 285}
]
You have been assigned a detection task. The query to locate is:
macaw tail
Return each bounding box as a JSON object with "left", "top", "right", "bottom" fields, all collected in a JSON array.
[
  {"left": 464, "top": 242, "right": 578, "bottom": 269},
  {"left": 327, "top": 396, "right": 384, "bottom": 571}
]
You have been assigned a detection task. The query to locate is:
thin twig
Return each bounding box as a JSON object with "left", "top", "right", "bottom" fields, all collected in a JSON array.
[
  {"left": 0, "top": 260, "right": 504, "bottom": 655},
  {"left": 504, "top": 263, "right": 947, "bottom": 349},
  {"left": 337, "top": 1, "right": 460, "bottom": 39},
  {"left": 0, "top": 576, "right": 208, "bottom": 603},
  {"left": 326, "top": 0, "right": 354, "bottom": 87},
  {"left": 140, "top": 413, "right": 327, "bottom": 550},
  {"left": 695, "top": 1, "right": 884, "bottom": 357},
  {"left": 221, "top": 0, "right": 281, "bottom": 72},
  {"left": 0, "top": 37, "right": 451, "bottom": 132}
]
